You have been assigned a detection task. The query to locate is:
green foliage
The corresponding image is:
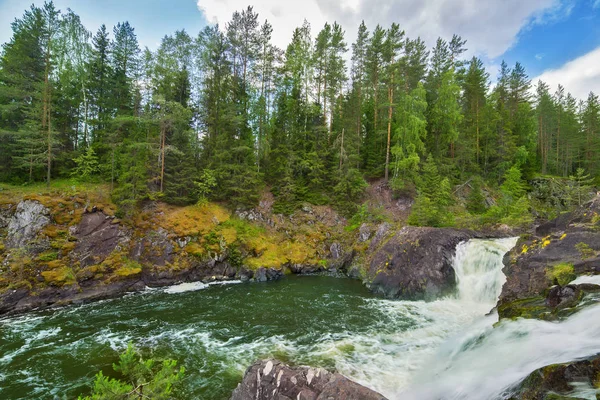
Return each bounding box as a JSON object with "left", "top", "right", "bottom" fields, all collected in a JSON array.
[
  {"left": 0, "top": 3, "right": 597, "bottom": 226},
  {"left": 568, "top": 168, "right": 594, "bottom": 207},
  {"left": 546, "top": 263, "right": 576, "bottom": 286},
  {"left": 72, "top": 147, "right": 100, "bottom": 182},
  {"left": 346, "top": 204, "right": 386, "bottom": 231},
  {"left": 466, "top": 177, "right": 487, "bottom": 214},
  {"left": 78, "top": 343, "right": 185, "bottom": 400},
  {"left": 408, "top": 155, "right": 454, "bottom": 227},
  {"left": 194, "top": 169, "right": 217, "bottom": 203}
]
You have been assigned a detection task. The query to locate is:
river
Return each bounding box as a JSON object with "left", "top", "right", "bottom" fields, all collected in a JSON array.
[{"left": 1, "top": 237, "right": 599, "bottom": 399}]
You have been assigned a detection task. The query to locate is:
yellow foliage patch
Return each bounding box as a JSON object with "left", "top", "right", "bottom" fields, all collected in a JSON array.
[
  {"left": 184, "top": 241, "right": 206, "bottom": 258},
  {"left": 158, "top": 203, "right": 230, "bottom": 236},
  {"left": 114, "top": 263, "right": 142, "bottom": 278},
  {"left": 42, "top": 266, "right": 76, "bottom": 286}
]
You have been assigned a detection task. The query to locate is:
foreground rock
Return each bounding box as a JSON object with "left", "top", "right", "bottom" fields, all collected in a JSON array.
[
  {"left": 231, "top": 359, "right": 387, "bottom": 400},
  {"left": 498, "top": 196, "right": 600, "bottom": 319},
  {"left": 366, "top": 226, "right": 476, "bottom": 299},
  {"left": 508, "top": 355, "right": 600, "bottom": 399}
]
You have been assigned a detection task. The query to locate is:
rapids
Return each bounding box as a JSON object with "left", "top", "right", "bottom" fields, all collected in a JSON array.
[{"left": 1, "top": 237, "right": 599, "bottom": 399}]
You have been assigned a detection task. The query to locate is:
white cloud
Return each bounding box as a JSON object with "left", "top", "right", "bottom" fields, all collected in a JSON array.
[
  {"left": 197, "top": 0, "right": 571, "bottom": 58},
  {"left": 533, "top": 46, "right": 600, "bottom": 100},
  {"left": 535, "top": 53, "right": 545, "bottom": 60}
]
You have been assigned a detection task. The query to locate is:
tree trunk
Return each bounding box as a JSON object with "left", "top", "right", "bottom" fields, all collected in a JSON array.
[{"left": 385, "top": 83, "right": 393, "bottom": 181}]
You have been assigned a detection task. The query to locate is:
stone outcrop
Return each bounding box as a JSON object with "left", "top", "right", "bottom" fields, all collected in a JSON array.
[
  {"left": 5, "top": 200, "right": 50, "bottom": 248},
  {"left": 498, "top": 196, "right": 600, "bottom": 319},
  {"left": 231, "top": 359, "right": 387, "bottom": 400},
  {"left": 367, "top": 226, "right": 475, "bottom": 299}
]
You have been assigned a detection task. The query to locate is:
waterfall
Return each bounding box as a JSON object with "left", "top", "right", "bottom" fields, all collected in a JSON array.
[
  {"left": 399, "top": 237, "right": 600, "bottom": 400},
  {"left": 453, "top": 238, "right": 518, "bottom": 304}
]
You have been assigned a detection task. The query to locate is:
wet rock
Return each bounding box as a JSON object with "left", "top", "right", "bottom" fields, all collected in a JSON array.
[
  {"left": 545, "top": 285, "right": 583, "bottom": 309},
  {"left": 508, "top": 355, "right": 600, "bottom": 400},
  {"left": 255, "top": 267, "right": 267, "bottom": 282},
  {"left": 5, "top": 200, "right": 50, "bottom": 248},
  {"left": 358, "top": 224, "right": 371, "bottom": 242},
  {"left": 367, "top": 226, "right": 475, "bottom": 300},
  {"left": 231, "top": 359, "right": 387, "bottom": 400},
  {"left": 72, "top": 211, "right": 128, "bottom": 267}
]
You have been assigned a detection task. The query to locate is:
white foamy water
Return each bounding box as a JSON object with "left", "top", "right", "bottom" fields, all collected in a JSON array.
[
  {"left": 323, "top": 237, "right": 520, "bottom": 398},
  {"left": 162, "top": 279, "right": 242, "bottom": 294},
  {"left": 570, "top": 274, "right": 600, "bottom": 286}
]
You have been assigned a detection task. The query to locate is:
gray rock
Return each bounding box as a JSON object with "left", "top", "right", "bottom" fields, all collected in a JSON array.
[
  {"left": 231, "top": 359, "right": 387, "bottom": 400},
  {"left": 358, "top": 224, "right": 371, "bottom": 243},
  {"left": 255, "top": 267, "right": 267, "bottom": 282},
  {"left": 330, "top": 242, "right": 342, "bottom": 259},
  {"left": 6, "top": 200, "right": 50, "bottom": 248},
  {"left": 369, "top": 222, "right": 391, "bottom": 251},
  {"left": 130, "top": 228, "right": 174, "bottom": 267},
  {"left": 368, "top": 226, "right": 475, "bottom": 300},
  {"left": 72, "top": 211, "right": 129, "bottom": 267},
  {"left": 0, "top": 204, "right": 15, "bottom": 229}
]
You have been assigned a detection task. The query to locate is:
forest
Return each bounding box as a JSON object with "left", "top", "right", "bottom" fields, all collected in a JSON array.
[{"left": 0, "top": 2, "right": 598, "bottom": 226}]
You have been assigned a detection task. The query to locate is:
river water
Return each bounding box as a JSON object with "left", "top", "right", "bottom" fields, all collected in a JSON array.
[{"left": 1, "top": 237, "right": 599, "bottom": 399}]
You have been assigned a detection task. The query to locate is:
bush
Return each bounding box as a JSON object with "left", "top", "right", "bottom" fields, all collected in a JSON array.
[{"left": 79, "top": 343, "right": 185, "bottom": 400}]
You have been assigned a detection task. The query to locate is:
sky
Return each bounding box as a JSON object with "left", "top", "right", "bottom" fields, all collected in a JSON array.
[{"left": 0, "top": 0, "right": 599, "bottom": 100}]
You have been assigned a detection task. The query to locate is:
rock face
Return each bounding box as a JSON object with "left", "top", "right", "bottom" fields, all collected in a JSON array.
[
  {"left": 498, "top": 196, "right": 600, "bottom": 318},
  {"left": 508, "top": 355, "right": 600, "bottom": 400},
  {"left": 367, "top": 226, "right": 475, "bottom": 299},
  {"left": 71, "top": 211, "right": 128, "bottom": 267},
  {"left": 5, "top": 200, "right": 50, "bottom": 248},
  {"left": 231, "top": 359, "right": 387, "bottom": 400}
]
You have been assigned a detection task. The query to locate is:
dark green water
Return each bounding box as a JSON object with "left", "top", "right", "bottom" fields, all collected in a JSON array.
[{"left": 0, "top": 276, "right": 428, "bottom": 399}]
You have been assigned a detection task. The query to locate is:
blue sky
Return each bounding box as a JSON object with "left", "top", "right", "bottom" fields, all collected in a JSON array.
[{"left": 0, "top": 0, "right": 599, "bottom": 98}]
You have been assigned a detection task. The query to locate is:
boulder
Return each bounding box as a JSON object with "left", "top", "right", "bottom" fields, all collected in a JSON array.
[
  {"left": 367, "top": 226, "right": 475, "bottom": 299},
  {"left": 231, "top": 359, "right": 387, "bottom": 400},
  {"left": 5, "top": 200, "right": 50, "bottom": 248}
]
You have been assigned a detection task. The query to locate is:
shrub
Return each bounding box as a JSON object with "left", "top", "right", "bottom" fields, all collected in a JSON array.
[{"left": 78, "top": 343, "right": 185, "bottom": 400}]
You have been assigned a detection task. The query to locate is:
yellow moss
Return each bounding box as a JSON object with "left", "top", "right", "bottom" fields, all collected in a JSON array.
[
  {"left": 219, "top": 227, "right": 238, "bottom": 245},
  {"left": 184, "top": 241, "right": 206, "bottom": 258},
  {"left": 61, "top": 241, "right": 77, "bottom": 253},
  {"left": 542, "top": 239, "right": 551, "bottom": 248},
  {"left": 158, "top": 203, "right": 230, "bottom": 236},
  {"left": 245, "top": 235, "right": 270, "bottom": 255},
  {"left": 560, "top": 233, "right": 567, "bottom": 240},
  {"left": 42, "top": 225, "right": 66, "bottom": 239},
  {"left": 283, "top": 241, "right": 314, "bottom": 264},
  {"left": 41, "top": 266, "right": 76, "bottom": 286},
  {"left": 521, "top": 244, "right": 529, "bottom": 254},
  {"left": 114, "top": 263, "right": 142, "bottom": 277}
]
